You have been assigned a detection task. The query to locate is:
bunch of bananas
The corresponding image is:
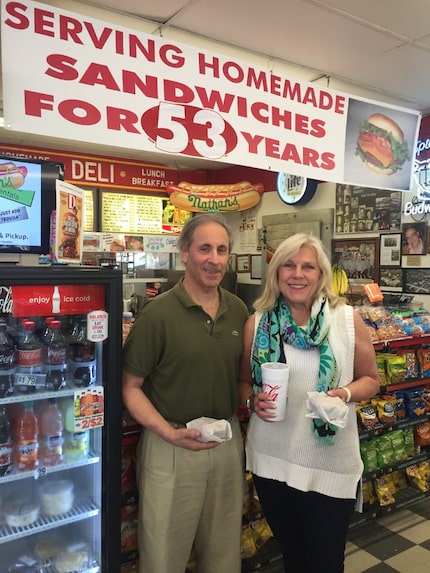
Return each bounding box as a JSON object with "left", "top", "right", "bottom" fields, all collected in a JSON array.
[{"left": 331, "top": 265, "right": 349, "bottom": 296}]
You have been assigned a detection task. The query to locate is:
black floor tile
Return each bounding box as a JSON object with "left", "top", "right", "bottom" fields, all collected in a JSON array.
[
  {"left": 419, "top": 538, "right": 430, "bottom": 550},
  {"left": 360, "top": 564, "right": 400, "bottom": 573}
]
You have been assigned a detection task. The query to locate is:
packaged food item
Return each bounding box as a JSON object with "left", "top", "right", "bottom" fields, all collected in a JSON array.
[
  {"left": 374, "top": 474, "right": 396, "bottom": 506},
  {"left": 375, "top": 434, "right": 395, "bottom": 468},
  {"left": 39, "top": 479, "right": 74, "bottom": 516},
  {"left": 417, "top": 347, "right": 430, "bottom": 378},
  {"left": 4, "top": 497, "right": 40, "bottom": 527},
  {"left": 406, "top": 461, "right": 430, "bottom": 492},
  {"left": 395, "top": 349, "right": 419, "bottom": 379},
  {"left": 391, "top": 469, "right": 408, "bottom": 490},
  {"left": 53, "top": 547, "right": 89, "bottom": 573},
  {"left": 389, "top": 429, "right": 407, "bottom": 461},
  {"left": 356, "top": 402, "right": 381, "bottom": 432},
  {"left": 34, "top": 532, "right": 65, "bottom": 561},
  {"left": 402, "top": 387, "right": 426, "bottom": 418},
  {"left": 371, "top": 395, "right": 397, "bottom": 425},
  {"left": 384, "top": 353, "right": 406, "bottom": 385},
  {"left": 414, "top": 421, "right": 430, "bottom": 447},
  {"left": 389, "top": 391, "right": 406, "bottom": 420},
  {"left": 375, "top": 353, "right": 387, "bottom": 386},
  {"left": 403, "top": 428, "right": 416, "bottom": 458},
  {"left": 361, "top": 479, "right": 377, "bottom": 507},
  {"left": 360, "top": 440, "right": 378, "bottom": 473}
]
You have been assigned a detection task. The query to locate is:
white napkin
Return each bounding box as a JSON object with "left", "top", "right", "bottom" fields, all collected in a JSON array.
[
  {"left": 305, "top": 391, "right": 349, "bottom": 428},
  {"left": 186, "top": 416, "right": 232, "bottom": 443}
]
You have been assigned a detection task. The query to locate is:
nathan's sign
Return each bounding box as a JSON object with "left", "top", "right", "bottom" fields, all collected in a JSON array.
[{"left": 167, "top": 181, "right": 264, "bottom": 212}]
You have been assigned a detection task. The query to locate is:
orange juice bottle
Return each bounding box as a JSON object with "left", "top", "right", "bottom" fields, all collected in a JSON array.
[{"left": 14, "top": 401, "right": 39, "bottom": 471}]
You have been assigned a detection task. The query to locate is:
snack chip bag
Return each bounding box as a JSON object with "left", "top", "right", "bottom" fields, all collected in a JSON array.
[
  {"left": 417, "top": 348, "right": 430, "bottom": 378},
  {"left": 384, "top": 353, "right": 406, "bottom": 385},
  {"left": 360, "top": 440, "right": 378, "bottom": 473},
  {"left": 356, "top": 403, "right": 381, "bottom": 432},
  {"left": 389, "top": 429, "right": 406, "bottom": 462},
  {"left": 375, "top": 434, "right": 395, "bottom": 468},
  {"left": 402, "top": 387, "right": 426, "bottom": 418},
  {"left": 374, "top": 474, "right": 396, "bottom": 506},
  {"left": 371, "top": 395, "right": 396, "bottom": 425}
]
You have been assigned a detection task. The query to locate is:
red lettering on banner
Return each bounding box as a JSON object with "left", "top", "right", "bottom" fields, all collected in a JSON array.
[
  {"left": 4, "top": 2, "right": 186, "bottom": 66},
  {"left": 240, "top": 131, "right": 336, "bottom": 171}
]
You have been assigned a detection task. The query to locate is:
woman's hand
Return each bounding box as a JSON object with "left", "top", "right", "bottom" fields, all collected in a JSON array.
[{"left": 253, "top": 391, "right": 278, "bottom": 421}]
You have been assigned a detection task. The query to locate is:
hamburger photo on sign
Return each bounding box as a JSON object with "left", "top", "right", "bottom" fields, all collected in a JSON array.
[
  {"left": 355, "top": 113, "right": 410, "bottom": 175},
  {"left": 344, "top": 99, "right": 419, "bottom": 191}
]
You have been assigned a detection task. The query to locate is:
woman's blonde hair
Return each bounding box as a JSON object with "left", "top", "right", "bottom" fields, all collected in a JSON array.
[{"left": 253, "top": 233, "right": 342, "bottom": 312}]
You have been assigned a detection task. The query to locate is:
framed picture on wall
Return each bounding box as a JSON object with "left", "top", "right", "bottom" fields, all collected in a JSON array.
[
  {"left": 403, "top": 268, "right": 430, "bottom": 294},
  {"left": 401, "top": 222, "right": 428, "bottom": 255},
  {"left": 379, "top": 267, "right": 403, "bottom": 291},
  {"left": 250, "top": 254, "right": 262, "bottom": 280},
  {"left": 237, "top": 254, "right": 250, "bottom": 273},
  {"left": 379, "top": 233, "right": 402, "bottom": 267},
  {"left": 228, "top": 254, "right": 237, "bottom": 272},
  {"left": 332, "top": 238, "right": 379, "bottom": 283}
]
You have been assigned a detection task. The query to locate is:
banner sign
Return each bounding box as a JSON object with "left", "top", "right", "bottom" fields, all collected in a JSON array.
[
  {"left": 1, "top": 0, "right": 421, "bottom": 191},
  {"left": 11, "top": 283, "right": 105, "bottom": 316},
  {"left": 0, "top": 143, "right": 187, "bottom": 193}
]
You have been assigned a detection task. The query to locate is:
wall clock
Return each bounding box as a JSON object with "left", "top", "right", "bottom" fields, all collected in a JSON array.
[{"left": 276, "top": 174, "right": 318, "bottom": 206}]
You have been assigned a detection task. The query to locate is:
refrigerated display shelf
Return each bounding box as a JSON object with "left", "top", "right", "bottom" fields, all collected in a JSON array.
[
  {"left": 0, "top": 454, "right": 100, "bottom": 484},
  {"left": 43, "top": 561, "right": 100, "bottom": 573},
  {"left": 0, "top": 500, "right": 100, "bottom": 544},
  {"left": 0, "top": 386, "right": 78, "bottom": 405}
]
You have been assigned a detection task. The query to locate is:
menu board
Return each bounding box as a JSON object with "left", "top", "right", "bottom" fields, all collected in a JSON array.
[
  {"left": 84, "top": 189, "right": 95, "bottom": 232},
  {"left": 101, "top": 192, "right": 163, "bottom": 233}
]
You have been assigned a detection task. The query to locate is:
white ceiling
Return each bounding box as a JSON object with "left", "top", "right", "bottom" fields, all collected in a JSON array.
[{"left": 1, "top": 0, "right": 430, "bottom": 170}]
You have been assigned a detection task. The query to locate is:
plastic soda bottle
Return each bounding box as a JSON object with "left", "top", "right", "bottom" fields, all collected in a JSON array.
[
  {"left": 15, "top": 320, "right": 43, "bottom": 393},
  {"left": 0, "top": 405, "right": 13, "bottom": 476},
  {"left": 0, "top": 319, "right": 15, "bottom": 398},
  {"left": 39, "top": 398, "right": 64, "bottom": 466},
  {"left": 44, "top": 320, "right": 67, "bottom": 391},
  {"left": 62, "top": 397, "right": 89, "bottom": 462},
  {"left": 69, "top": 318, "right": 96, "bottom": 386},
  {"left": 14, "top": 401, "right": 39, "bottom": 471}
]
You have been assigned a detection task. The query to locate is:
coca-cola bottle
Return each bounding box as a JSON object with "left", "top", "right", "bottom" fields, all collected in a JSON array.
[
  {"left": 44, "top": 320, "right": 67, "bottom": 391},
  {"left": 69, "top": 318, "right": 96, "bottom": 387},
  {"left": 15, "top": 320, "right": 43, "bottom": 393},
  {"left": 0, "top": 319, "right": 15, "bottom": 397}
]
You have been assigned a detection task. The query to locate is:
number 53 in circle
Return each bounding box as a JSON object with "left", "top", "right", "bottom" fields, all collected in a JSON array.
[{"left": 141, "top": 103, "right": 238, "bottom": 159}]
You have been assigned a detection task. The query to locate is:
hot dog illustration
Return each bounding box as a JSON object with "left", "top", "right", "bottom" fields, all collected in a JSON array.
[
  {"left": 167, "top": 181, "right": 264, "bottom": 212},
  {"left": 0, "top": 162, "right": 28, "bottom": 189}
]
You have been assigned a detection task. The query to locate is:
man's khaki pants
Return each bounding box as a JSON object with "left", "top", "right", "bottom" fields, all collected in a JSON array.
[{"left": 136, "top": 416, "right": 244, "bottom": 573}]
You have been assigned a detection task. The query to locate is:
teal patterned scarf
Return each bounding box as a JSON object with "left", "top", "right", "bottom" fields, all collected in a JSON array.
[{"left": 251, "top": 295, "right": 339, "bottom": 444}]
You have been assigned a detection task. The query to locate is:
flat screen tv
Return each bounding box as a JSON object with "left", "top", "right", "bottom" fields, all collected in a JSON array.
[{"left": 0, "top": 155, "right": 64, "bottom": 254}]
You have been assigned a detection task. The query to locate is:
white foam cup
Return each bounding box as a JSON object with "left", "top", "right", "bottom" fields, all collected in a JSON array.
[{"left": 261, "top": 362, "right": 289, "bottom": 421}]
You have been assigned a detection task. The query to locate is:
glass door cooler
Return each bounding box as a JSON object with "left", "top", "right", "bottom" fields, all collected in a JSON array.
[{"left": 0, "top": 266, "right": 123, "bottom": 573}]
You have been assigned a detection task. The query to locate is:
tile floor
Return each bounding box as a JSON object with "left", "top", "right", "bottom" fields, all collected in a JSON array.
[
  {"left": 346, "top": 498, "right": 430, "bottom": 573},
  {"left": 241, "top": 498, "right": 430, "bottom": 572}
]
